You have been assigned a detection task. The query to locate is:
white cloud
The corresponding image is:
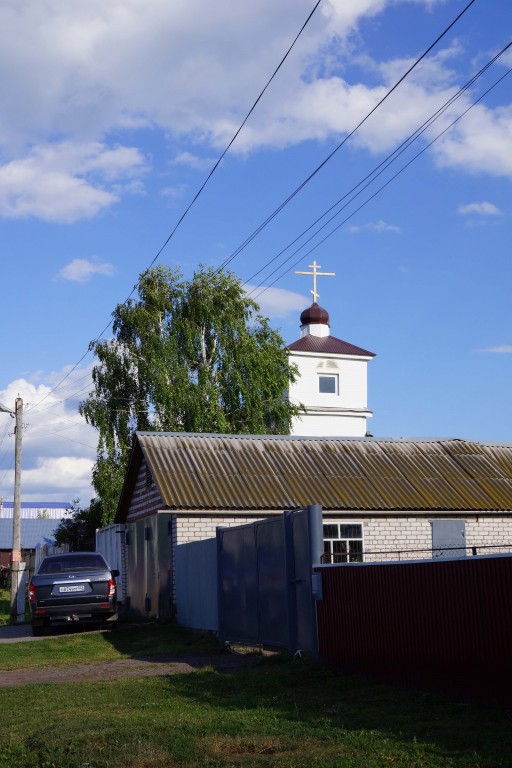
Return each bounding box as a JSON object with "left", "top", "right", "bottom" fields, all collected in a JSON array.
[
  {"left": 244, "top": 284, "right": 308, "bottom": 318},
  {"left": 347, "top": 219, "right": 401, "bottom": 233},
  {"left": 57, "top": 258, "right": 115, "bottom": 283},
  {"left": 458, "top": 202, "right": 501, "bottom": 216},
  {"left": 432, "top": 104, "right": 512, "bottom": 178},
  {"left": 161, "top": 184, "right": 188, "bottom": 200},
  {"left": 0, "top": 369, "right": 97, "bottom": 504},
  {"left": 0, "top": 0, "right": 508, "bottom": 226},
  {"left": 21, "top": 456, "right": 94, "bottom": 494},
  {"left": 0, "top": 2, "right": 452, "bottom": 155},
  {"left": 171, "top": 152, "right": 215, "bottom": 171},
  {"left": 479, "top": 345, "right": 512, "bottom": 354},
  {"left": 0, "top": 142, "right": 147, "bottom": 222}
]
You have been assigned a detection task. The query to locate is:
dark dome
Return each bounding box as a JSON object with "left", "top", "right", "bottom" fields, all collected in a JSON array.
[{"left": 300, "top": 303, "right": 330, "bottom": 326}]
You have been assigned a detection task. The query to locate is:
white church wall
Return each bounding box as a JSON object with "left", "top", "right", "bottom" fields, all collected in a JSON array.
[
  {"left": 289, "top": 353, "right": 369, "bottom": 410},
  {"left": 291, "top": 412, "right": 367, "bottom": 437}
]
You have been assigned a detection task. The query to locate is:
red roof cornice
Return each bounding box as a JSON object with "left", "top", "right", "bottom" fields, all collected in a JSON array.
[{"left": 288, "top": 335, "right": 375, "bottom": 357}]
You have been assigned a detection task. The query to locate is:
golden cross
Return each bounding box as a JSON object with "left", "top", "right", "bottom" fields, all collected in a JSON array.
[{"left": 295, "top": 260, "right": 335, "bottom": 303}]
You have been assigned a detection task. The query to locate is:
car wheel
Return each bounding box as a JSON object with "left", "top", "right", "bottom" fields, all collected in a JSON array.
[{"left": 32, "top": 623, "right": 45, "bottom": 637}]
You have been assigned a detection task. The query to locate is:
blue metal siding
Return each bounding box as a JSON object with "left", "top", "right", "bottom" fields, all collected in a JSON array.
[{"left": 0, "top": 518, "right": 58, "bottom": 549}]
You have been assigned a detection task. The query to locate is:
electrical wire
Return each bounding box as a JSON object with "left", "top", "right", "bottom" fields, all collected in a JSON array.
[
  {"left": 245, "top": 42, "right": 511, "bottom": 296},
  {"left": 26, "top": 0, "right": 478, "bottom": 417},
  {"left": 214, "top": 0, "right": 477, "bottom": 275},
  {"left": 251, "top": 64, "right": 512, "bottom": 301},
  {"left": 26, "top": 0, "right": 323, "bottom": 415}
]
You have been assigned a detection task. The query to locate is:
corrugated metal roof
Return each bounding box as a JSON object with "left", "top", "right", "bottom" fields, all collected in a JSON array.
[
  {"left": 288, "top": 335, "right": 375, "bottom": 357},
  {"left": 0, "top": 519, "right": 58, "bottom": 550},
  {"left": 116, "top": 433, "right": 512, "bottom": 518}
]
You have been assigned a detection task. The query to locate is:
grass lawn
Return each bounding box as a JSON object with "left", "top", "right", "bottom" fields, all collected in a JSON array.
[
  {"left": 0, "top": 586, "right": 30, "bottom": 625},
  {"left": 0, "top": 587, "right": 11, "bottom": 624},
  {"left": 0, "top": 629, "right": 511, "bottom": 768},
  {"left": 0, "top": 621, "right": 221, "bottom": 670}
]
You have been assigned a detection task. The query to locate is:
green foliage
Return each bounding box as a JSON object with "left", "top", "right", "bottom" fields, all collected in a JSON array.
[
  {"left": 53, "top": 499, "right": 103, "bottom": 551},
  {"left": 81, "top": 265, "right": 300, "bottom": 524}
]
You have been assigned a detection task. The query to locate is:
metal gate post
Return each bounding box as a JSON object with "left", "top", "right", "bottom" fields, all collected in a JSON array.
[
  {"left": 284, "top": 510, "right": 298, "bottom": 656},
  {"left": 307, "top": 504, "right": 323, "bottom": 658},
  {"left": 216, "top": 527, "right": 225, "bottom": 645}
]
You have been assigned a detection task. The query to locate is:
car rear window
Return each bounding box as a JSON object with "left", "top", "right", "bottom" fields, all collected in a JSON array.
[{"left": 38, "top": 554, "right": 108, "bottom": 574}]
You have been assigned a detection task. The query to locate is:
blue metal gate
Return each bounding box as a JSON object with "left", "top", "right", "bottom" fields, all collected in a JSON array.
[{"left": 217, "top": 505, "right": 323, "bottom": 655}]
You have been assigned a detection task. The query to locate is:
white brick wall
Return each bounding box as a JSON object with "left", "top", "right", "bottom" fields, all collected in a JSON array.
[
  {"left": 466, "top": 517, "right": 512, "bottom": 554},
  {"left": 363, "top": 517, "right": 432, "bottom": 560},
  {"left": 323, "top": 513, "right": 512, "bottom": 561},
  {"left": 175, "top": 513, "right": 271, "bottom": 545}
]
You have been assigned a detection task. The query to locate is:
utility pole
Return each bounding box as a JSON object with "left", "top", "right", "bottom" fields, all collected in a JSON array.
[
  {"left": 0, "top": 398, "right": 25, "bottom": 623},
  {"left": 10, "top": 397, "right": 23, "bottom": 622}
]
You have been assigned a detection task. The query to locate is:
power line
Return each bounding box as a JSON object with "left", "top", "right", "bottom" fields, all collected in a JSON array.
[
  {"left": 28, "top": 0, "right": 477, "bottom": 421},
  {"left": 26, "top": 0, "right": 323, "bottom": 415},
  {"left": 215, "top": 0, "right": 478, "bottom": 275},
  {"left": 251, "top": 64, "right": 512, "bottom": 300},
  {"left": 245, "top": 42, "right": 511, "bottom": 296},
  {"left": 27, "top": 1, "right": 476, "bottom": 417}
]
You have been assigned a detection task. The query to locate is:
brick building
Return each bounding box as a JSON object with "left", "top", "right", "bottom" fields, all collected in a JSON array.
[
  {"left": 115, "top": 431, "right": 512, "bottom": 619},
  {"left": 113, "top": 290, "right": 512, "bottom": 620}
]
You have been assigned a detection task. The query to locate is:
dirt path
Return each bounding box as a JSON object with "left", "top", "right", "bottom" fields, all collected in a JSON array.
[{"left": 0, "top": 653, "right": 258, "bottom": 687}]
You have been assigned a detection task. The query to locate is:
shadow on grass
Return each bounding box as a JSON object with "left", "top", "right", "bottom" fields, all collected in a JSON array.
[
  {"left": 94, "top": 617, "right": 229, "bottom": 663},
  {"left": 159, "top": 655, "right": 512, "bottom": 766}
]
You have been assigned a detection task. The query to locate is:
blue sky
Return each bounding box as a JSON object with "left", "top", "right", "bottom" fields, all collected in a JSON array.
[{"left": 0, "top": 0, "right": 511, "bottom": 504}]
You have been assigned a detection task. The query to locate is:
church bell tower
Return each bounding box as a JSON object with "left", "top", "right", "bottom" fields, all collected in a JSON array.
[{"left": 288, "top": 261, "right": 375, "bottom": 437}]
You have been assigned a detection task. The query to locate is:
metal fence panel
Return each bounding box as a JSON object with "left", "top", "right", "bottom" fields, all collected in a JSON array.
[
  {"left": 255, "top": 517, "right": 288, "bottom": 647},
  {"left": 287, "top": 506, "right": 323, "bottom": 653},
  {"left": 218, "top": 524, "right": 259, "bottom": 644},
  {"left": 315, "top": 554, "right": 512, "bottom": 704},
  {"left": 175, "top": 538, "right": 218, "bottom": 630},
  {"left": 218, "top": 506, "right": 323, "bottom": 654}
]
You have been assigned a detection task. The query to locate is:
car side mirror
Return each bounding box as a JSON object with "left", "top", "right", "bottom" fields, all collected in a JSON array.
[{"left": 112, "top": 569, "right": 120, "bottom": 578}]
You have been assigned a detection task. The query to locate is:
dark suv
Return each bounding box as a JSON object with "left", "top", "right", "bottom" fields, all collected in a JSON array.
[{"left": 28, "top": 552, "right": 119, "bottom": 636}]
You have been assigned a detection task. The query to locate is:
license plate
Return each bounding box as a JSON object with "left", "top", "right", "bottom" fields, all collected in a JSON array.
[{"left": 59, "top": 585, "right": 85, "bottom": 593}]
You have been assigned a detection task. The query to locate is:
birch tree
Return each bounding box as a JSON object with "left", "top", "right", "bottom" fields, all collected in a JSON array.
[{"left": 80, "top": 265, "right": 300, "bottom": 523}]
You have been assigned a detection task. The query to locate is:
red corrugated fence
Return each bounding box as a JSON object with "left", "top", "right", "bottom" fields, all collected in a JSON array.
[{"left": 315, "top": 555, "right": 512, "bottom": 705}]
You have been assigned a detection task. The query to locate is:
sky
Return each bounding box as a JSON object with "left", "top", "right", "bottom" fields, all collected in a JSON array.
[{"left": 0, "top": 0, "right": 511, "bottom": 506}]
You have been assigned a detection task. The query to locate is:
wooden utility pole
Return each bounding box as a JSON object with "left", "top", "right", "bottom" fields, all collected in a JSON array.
[
  {"left": 10, "top": 397, "right": 23, "bottom": 621},
  {"left": 0, "top": 398, "right": 25, "bottom": 623}
]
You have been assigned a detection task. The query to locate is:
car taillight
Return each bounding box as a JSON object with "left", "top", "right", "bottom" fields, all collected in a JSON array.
[
  {"left": 28, "top": 584, "right": 37, "bottom": 602},
  {"left": 108, "top": 578, "right": 116, "bottom": 597}
]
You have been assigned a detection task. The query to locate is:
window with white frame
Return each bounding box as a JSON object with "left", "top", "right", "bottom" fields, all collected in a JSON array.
[
  {"left": 323, "top": 522, "right": 363, "bottom": 563},
  {"left": 318, "top": 373, "right": 338, "bottom": 394}
]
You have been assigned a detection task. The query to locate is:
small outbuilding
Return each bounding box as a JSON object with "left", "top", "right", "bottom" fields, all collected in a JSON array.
[{"left": 115, "top": 431, "right": 512, "bottom": 621}]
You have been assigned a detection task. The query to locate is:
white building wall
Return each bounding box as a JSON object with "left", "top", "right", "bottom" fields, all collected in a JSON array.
[
  {"left": 291, "top": 413, "right": 368, "bottom": 437},
  {"left": 289, "top": 351, "right": 372, "bottom": 437},
  {"left": 175, "top": 513, "right": 271, "bottom": 545},
  {"left": 363, "top": 517, "right": 432, "bottom": 560},
  {"left": 466, "top": 517, "right": 512, "bottom": 553},
  {"left": 289, "top": 353, "right": 369, "bottom": 411},
  {"left": 324, "top": 514, "right": 512, "bottom": 561}
]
